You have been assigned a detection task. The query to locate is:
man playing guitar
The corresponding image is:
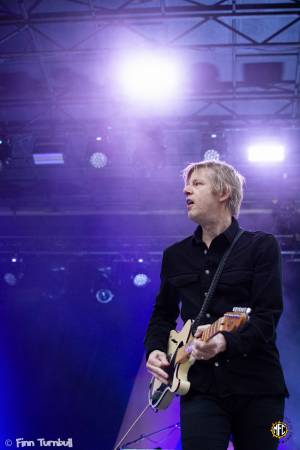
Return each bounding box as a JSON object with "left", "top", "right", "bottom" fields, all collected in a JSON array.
[{"left": 145, "top": 160, "right": 288, "bottom": 450}]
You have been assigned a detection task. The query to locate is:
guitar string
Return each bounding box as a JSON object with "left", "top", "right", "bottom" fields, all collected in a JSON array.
[{"left": 113, "top": 403, "right": 151, "bottom": 450}]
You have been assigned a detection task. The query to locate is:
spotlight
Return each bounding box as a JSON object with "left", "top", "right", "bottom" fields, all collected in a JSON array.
[
  {"left": 2, "top": 256, "right": 24, "bottom": 287},
  {"left": 87, "top": 137, "right": 108, "bottom": 169},
  {"left": 133, "top": 273, "right": 150, "bottom": 288},
  {"left": 3, "top": 272, "right": 18, "bottom": 286},
  {"left": 95, "top": 289, "right": 114, "bottom": 304},
  {"left": 117, "top": 51, "right": 181, "bottom": 102},
  {"left": 202, "top": 132, "right": 226, "bottom": 160},
  {"left": 247, "top": 142, "right": 285, "bottom": 162},
  {"left": 3, "top": 269, "right": 24, "bottom": 287},
  {"left": 89, "top": 152, "right": 108, "bottom": 169},
  {"left": 204, "top": 149, "right": 220, "bottom": 161},
  {"left": 91, "top": 267, "right": 114, "bottom": 303},
  {"left": 0, "top": 136, "right": 12, "bottom": 168}
]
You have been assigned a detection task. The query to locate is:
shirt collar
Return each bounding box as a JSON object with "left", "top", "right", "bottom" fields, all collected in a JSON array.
[{"left": 193, "top": 217, "right": 240, "bottom": 246}]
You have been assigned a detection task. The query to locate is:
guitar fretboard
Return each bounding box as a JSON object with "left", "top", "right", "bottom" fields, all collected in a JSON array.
[{"left": 201, "top": 317, "right": 223, "bottom": 342}]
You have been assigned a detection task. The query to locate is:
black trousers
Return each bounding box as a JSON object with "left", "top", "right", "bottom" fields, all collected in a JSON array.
[{"left": 180, "top": 393, "right": 285, "bottom": 450}]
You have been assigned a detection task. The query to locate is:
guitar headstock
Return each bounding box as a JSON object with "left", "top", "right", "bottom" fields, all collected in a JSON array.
[{"left": 221, "top": 307, "right": 251, "bottom": 333}]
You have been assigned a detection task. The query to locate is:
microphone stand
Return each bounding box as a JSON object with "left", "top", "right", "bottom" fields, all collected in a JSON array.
[{"left": 120, "top": 422, "right": 180, "bottom": 449}]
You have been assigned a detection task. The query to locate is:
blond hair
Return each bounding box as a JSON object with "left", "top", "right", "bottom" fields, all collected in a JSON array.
[{"left": 182, "top": 160, "right": 245, "bottom": 217}]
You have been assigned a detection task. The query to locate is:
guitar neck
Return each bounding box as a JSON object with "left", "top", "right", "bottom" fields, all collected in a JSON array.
[
  {"left": 199, "top": 317, "right": 223, "bottom": 342},
  {"left": 192, "top": 309, "right": 249, "bottom": 341}
]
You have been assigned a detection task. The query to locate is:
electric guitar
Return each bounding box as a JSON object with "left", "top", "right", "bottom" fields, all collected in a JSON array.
[{"left": 148, "top": 307, "right": 251, "bottom": 410}]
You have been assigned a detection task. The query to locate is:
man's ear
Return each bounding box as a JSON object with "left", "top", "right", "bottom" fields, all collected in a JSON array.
[{"left": 219, "top": 185, "right": 231, "bottom": 203}]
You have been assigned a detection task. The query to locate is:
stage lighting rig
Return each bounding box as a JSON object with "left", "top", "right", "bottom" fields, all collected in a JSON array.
[
  {"left": 117, "top": 51, "right": 181, "bottom": 103},
  {"left": 2, "top": 255, "right": 24, "bottom": 287},
  {"left": 204, "top": 149, "right": 220, "bottom": 161},
  {"left": 91, "top": 267, "right": 114, "bottom": 303},
  {"left": 247, "top": 141, "right": 285, "bottom": 162},
  {"left": 87, "top": 136, "right": 109, "bottom": 169},
  {"left": 33, "top": 137, "right": 65, "bottom": 165},
  {"left": 201, "top": 132, "right": 226, "bottom": 161},
  {"left": 132, "top": 273, "right": 150, "bottom": 288}
]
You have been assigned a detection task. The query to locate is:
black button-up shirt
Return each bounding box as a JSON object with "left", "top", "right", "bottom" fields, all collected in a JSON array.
[{"left": 144, "top": 217, "right": 288, "bottom": 397}]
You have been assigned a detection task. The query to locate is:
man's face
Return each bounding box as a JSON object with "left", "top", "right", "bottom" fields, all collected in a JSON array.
[{"left": 183, "top": 168, "right": 221, "bottom": 223}]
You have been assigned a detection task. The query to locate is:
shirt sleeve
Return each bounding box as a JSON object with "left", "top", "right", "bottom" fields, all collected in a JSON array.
[
  {"left": 220, "top": 234, "right": 283, "bottom": 357},
  {"left": 144, "top": 249, "right": 180, "bottom": 359}
]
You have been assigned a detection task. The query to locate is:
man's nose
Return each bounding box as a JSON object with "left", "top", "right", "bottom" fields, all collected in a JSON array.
[{"left": 183, "top": 185, "right": 192, "bottom": 195}]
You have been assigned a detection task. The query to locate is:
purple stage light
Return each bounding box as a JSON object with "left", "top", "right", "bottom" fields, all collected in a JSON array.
[
  {"left": 133, "top": 273, "right": 150, "bottom": 287},
  {"left": 3, "top": 273, "right": 18, "bottom": 286},
  {"left": 95, "top": 289, "right": 114, "bottom": 304},
  {"left": 204, "top": 149, "right": 220, "bottom": 161},
  {"left": 117, "top": 51, "right": 181, "bottom": 102},
  {"left": 247, "top": 142, "right": 285, "bottom": 162},
  {"left": 33, "top": 153, "right": 64, "bottom": 165},
  {"left": 89, "top": 152, "right": 108, "bottom": 168}
]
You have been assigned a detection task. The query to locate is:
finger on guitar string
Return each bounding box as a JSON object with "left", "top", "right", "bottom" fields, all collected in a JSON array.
[{"left": 194, "top": 324, "right": 210, "bottom": 338}]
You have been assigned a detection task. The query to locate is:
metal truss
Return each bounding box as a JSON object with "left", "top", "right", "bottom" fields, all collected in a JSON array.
[
  {"left": 0, "top": 1, "right": 300, "bottom": 131},
  {"left": 0, "top": 233, "right": 299, "bottom": 259}
]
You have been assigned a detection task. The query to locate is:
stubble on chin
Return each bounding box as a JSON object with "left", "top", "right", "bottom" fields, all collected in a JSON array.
[{"left": 187, "top": 210, "right": 200, "bottom": 224}]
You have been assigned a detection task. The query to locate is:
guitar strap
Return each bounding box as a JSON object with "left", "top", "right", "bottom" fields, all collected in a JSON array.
[{"left": 191, "top": 228, "right": 244, "bottom": 335}]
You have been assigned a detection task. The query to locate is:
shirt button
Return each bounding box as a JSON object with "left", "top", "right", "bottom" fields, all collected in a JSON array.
[
  {"left": 206, "top": 313, "right": 211, "bottom": 318},
  {"left": 243, "top": 353, "right": 248, "bottom": 357},
  {"left": 204, "top": 291, "right": 208, "bottom": 296},
  {"left": 214, "top": 362, "right": 219, "bottom": 367},
  {"left": 205, "top": 269, "right": 210, "bottom": 275},
  {"left": 226, "top": 359, "right": 230, "bottom": 363},
  {"left": 204, "top": 249, "right": 207, "bottom": 255}
]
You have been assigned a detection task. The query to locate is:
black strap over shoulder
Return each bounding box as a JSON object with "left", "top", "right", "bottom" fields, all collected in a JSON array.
[{"left": 191, "top": 229, "right": 244, "bottom": 335}]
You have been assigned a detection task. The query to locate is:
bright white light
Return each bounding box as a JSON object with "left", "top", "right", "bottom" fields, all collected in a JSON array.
[
  {"left": 204, "top": 149, "right": 220, "bottom": 161},
  {"left": 33, "top": 153, "right": 64, "bottom": 165},
  {"left": 118, "top": 52, "right": 181, "bottom": 102},
  {"left": 133, "top": 273, "right": 150, "bottom": 287},
  {"left": 248, "top": 143, "right": 285, "bottom": 162},
  {"left": 89, "top": 152, "right": 108, "bottom": 168}
]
